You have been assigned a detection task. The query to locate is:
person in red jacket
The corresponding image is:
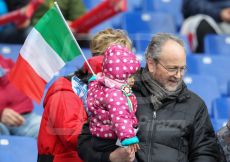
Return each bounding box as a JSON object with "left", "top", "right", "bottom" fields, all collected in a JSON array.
[
  {"left": 37, "top": 55, "right": 103, "bottom": 162},
  {"left": 37, "top": 28, "right": 133, "bottom": 162},
  {"left": 0, "top": 55, "right": 41, "bottom": 137}
]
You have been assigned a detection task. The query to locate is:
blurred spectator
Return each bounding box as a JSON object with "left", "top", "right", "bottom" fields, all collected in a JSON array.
[
  {"left": 0, "top": 0, "right": 7, "bottom": 15},
  {"left": 5, "top": 0, "right": 29, "bottom": 11},
  {"left": 217, "top": 121, "right": 230, "bottom": 162},
  {"left": 0, "top": 0, "right": 8, "bottom": 31},
  {"left": 0, "top": 55, "right": 41, "bottom": 138},
  {"left": 0, "top": 0, "right": 29, "bottom": 43},
  {"left": 0, "top": 0, "right": 86, "bottom": 45},
  {"left": 181, "top": 0, "right": 230, "bottom": 52}
]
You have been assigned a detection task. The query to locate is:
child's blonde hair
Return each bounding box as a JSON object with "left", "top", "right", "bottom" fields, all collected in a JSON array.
[{"left": 90, "top": 28, "right": 132, "bottom": 56}]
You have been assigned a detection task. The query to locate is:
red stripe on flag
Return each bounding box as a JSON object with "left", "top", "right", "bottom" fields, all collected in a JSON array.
[{"left": 8, "top": 54, "right": 46, "bottom": 104}]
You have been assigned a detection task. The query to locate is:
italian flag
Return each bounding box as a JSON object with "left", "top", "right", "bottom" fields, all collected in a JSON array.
[{"left": 8, "top": 5, "right": 81, "bottom": 103}]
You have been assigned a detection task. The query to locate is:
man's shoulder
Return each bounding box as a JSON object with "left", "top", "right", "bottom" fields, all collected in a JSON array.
[
  {"left": 184, "top": 89, "right": 207, "bottom": 110},
  {"left": 186, "top": 89, "right": 205, "bottom": 103}
]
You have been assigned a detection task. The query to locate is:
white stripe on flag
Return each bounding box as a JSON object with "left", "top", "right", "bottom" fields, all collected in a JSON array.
[{"left": 20, "top": 28, "right": 65, "bottom": 82}]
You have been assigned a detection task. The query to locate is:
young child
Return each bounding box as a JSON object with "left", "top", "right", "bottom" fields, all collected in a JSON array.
[{"left": 87, "top": 44, "right": 140, "bottom": 153}]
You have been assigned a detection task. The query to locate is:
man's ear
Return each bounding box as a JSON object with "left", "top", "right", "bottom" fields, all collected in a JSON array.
[
  {"left": 146, "top": 57, "right": 155, "bottom": 73},
  {"left": 147, "top": 57, "right": 153, "bottom": 64}
]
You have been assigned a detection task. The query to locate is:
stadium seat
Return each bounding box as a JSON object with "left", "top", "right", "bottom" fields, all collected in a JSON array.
[
  {"left": 0, "top": 136, "right": 37, "bottom": 162},
  {"left": 197, "top": 55, "right": 230, "bottom": 95},
  {"left": 204, "top": 34, "right": 230, "bottom": 55},
  {"left": 91, "top": 20, "right": 114, "bottom": 34},
  {"left": 134, "top": 33, "right": 191, "bottom": 53},
  {"left": 127, "top": 0, "right": 143, "bottom": 11},
  {"left": 212, "top": 97, "right": 230, "bottom": 119},
  {"left": 143, "top": 0, "right": 183, "bottom": 29},
  {"left": 84, "top": 0, "right": 143, "bottom": 12},
  {"left": 135, "top": 52, "right": 146, "bottom": 67},
  {"left": 186, "top": 55, "right": 230, "bottom": 95},
  {"left": 83, "top": 0, "right": 102, "bottom": 10},
  {"left": 82, "top": 0, "right": 91, "bottom": 10},
  {"left": 210, "top": 118, "right": 228, "bottom": 132},
  {"left": 122, "top": 12, "right": 176, "bottom": 37},
  {"left": 227, "top": 81, "right": 230, "bottom": 96},
  {"left": 186, "top": 55, "right": 200, "bottom": 74},
  {"left": 184, "top": 74, "right": 220, "bottom": 115},
  {"left": 0, "top": 43, "right": 21, "bottom": 61}
]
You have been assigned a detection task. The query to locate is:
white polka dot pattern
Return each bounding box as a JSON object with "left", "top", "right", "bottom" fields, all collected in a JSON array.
[{"left": 102, "top": 44, "right": 140, "bottom": 80}]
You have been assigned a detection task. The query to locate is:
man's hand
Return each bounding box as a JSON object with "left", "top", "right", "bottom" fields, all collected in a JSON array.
[
  {"left": 109, "top": 147, "right": 135, "bottom": 162},
  {"left": 220, "top": 8, "right": 230, "bottom": 22},
  {"left": 1, "top": 108, "right": 25, "bottom": 126}
]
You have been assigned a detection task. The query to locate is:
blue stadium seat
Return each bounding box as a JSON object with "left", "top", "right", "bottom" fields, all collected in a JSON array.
[
  {"left": 211, "top": 118, "right": 228, "bottom": 132},
  {"left": 143, "top": 0, "right": 183, "bottom": 29},
  {"left": 134, "top": 33, "right": 191, "bottom": 53},
  {"left": 127, "top": 0, "right": 143, "bottom": 11},
  {"left": 197, "top": 55, "right": 230, "bottom": 95},
  {"left": 0, "top": 136, "right": 37, "bottom": 162},
  {"left": 108, "top": 14, "right": 123, "bottom": 29},
  {"left": 83, "top": 0, "right": 140, "bottom": 12},
  {"left": 122, "top": 12, "right": 176, "bottom": 37},
  {"left": 82, "top": 0, "right": 91, "bottom": 10},
  {"left": 186, "top": 55, "right": 200, "bottom": 74},
  {"left": 91, "top": 20, "right": 114, "bottom": 34},
  {"left": 184, "top": 74, "right": 220, "bottom": 115},
  {"left": 204, "top": 34, "right": 230, "bottom": 55},
  {"left": 186, "top": 55, "right": 230, "bottom": 95},
  {"left": 135, "top": 52, "right": 146, "bottom": 67},
  {"left": 0, "top": 43, "right": 21, "bottom": 61},
  {"left": 83, "top": 0, "right": 102, "bottom": 10},
  {"left": 227, "top": 81, "right": 230, "bottom": 96},
  {"left": 212, "top": 97, "right": 230, "bottom": 119}
]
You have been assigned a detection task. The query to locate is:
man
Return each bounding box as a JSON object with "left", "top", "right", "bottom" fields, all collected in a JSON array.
[
  {"left": 77, "top": 33, "right": 222, "bottom": 162},
  {"left": 0, "top": 55, "right": 41, "bottom": 138}
]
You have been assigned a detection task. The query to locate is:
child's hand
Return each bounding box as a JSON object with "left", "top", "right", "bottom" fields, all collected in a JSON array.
[{"left": 128, "top": 143, "right": 140, "bottom": 153}]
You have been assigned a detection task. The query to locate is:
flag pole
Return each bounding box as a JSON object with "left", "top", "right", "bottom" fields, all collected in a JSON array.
[{"left": 54, "top": 2, "right": 96, "bottom": 76}]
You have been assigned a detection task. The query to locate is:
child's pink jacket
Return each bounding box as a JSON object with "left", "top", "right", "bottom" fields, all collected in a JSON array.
[{"left": 88, "top": 44, "right": 140, "bottom": 142}]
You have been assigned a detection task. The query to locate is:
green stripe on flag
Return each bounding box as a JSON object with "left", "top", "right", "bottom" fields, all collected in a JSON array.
[{"left": 34, "top": 6, "right": 81, "bottom": 62}]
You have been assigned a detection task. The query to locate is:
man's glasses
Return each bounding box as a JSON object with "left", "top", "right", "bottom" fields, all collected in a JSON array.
[{"left": 156, "top": 60, "right": 187, "bottom": 75}]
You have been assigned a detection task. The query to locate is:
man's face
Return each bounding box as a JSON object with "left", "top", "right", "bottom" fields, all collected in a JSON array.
[{"left": 147, "top": 40, "right": 186, "bottom": 92}]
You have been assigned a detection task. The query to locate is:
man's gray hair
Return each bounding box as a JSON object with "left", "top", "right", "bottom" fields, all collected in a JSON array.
[{"left": 145, "top": 33, "right": 185, "bottom": 60}]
